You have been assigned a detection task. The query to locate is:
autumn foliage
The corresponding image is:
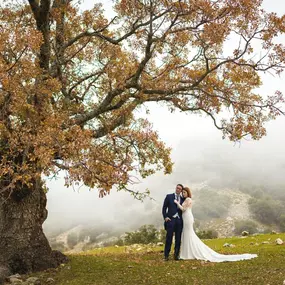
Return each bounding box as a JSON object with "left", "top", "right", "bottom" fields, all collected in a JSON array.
[{"left": 0, "top": 0, "right": 285, "bottom": 198}]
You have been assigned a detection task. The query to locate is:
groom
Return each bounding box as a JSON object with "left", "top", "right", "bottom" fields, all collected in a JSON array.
[{"left": 162, "top": 184, "right": 184, "bottom": 261}]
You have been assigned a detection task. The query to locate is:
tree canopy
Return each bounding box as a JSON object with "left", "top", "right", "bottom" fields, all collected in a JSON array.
[{"left": 1, "top": 0, "right": 285, "bottom": 198}]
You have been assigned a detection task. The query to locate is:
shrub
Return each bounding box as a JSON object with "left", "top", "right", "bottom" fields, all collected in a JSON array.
[
  {"left": 79, "top": 227, "right": 122, "bottom": 243},
  {"left": 251, "top": 189, "right": 264, "bottom": 199},
  {"left": 196, "top": 229, "right": 218, "bottom": 239},
  {"left": 49, "top": 240, "right": 66, "bottom": 252},
  {"left": 67, "top": 232, "right": 78, "bottom": 249},
  {"left": 116, "top": 238, "right": 125, "bottom": 246},
  {"left": 102, "top": 239, "right": 119, "bottom": 247},
  {"left": 249, "top": 198, "right": 284, "bottom": 225},
  {"left": 192, "top": 190, "right": 232, "bottom": 220},
  {"left": 157, "top": 228, "right": 166, "bottom": 242},
  {"left": 279, "top": 214, "right": 285, "bottom": 232},
  {"left": 234, "top": 220, "right": 258, "bottom": 235},
  {"left": 124, "top": 225, "right": 159, "bottom": 245},
  {"left": 261, "top": 227, "right": 273, "bottom": 234}
]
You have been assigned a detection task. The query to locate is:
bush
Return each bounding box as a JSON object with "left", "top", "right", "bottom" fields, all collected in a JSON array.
[
  {"left": 279, "top": 214, "right": 285, "bottom": 232},
  {"left": 196, "top": 229, "right": 218, "bottom": 239},
  {"left": 234, "top": 220, "right": 258, "bottom": 235},
  {"left": 192, "top": 190, "right": 232, "bottom": 220},
  {"left": 261, "top": 227, "right": 273, "bottom": 234},
  {"left": 249, "top": 198, "right": 284, "bottom": 225},
  {"left": 78, "top": 228, "right": 103, "bottom": 243},
  {"left": 67, "top": 232, "right": 78, "bottom": 249},
  {"left": 251, "top": 189, "right": 264, "bottom": 199},
  {"left": 157, "top": 228, "right": 166, "bottom": 242},
  {"left": 102, "top": 239, "right": 119, "bottom": 247},
  {"left": 124, "top": 225, "right": 159, "bottom": 245},
  {"left": 116, "top": 238, "right": 125, "bottom": 246},
  {"left": 49, "top": 240, "right": 66, "bottom": 252}
]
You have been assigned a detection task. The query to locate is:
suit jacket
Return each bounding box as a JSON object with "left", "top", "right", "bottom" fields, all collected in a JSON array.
[{"left": 162, "top": 194, "right": 184, "bottom": 230}]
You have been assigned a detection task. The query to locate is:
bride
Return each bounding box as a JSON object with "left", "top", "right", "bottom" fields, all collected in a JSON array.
[{"left": 174, "top": 187, "right": 257, "bottom": 262}]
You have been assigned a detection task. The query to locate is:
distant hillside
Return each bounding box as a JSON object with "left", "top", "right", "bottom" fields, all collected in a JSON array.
[{"left": 47, "top": 184, "right": 284, "bottom": 252}]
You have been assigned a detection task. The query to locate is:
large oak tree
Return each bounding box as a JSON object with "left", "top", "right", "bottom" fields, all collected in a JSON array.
[{"left": 0, "top": 0, "right": 285, "bottom": 278}]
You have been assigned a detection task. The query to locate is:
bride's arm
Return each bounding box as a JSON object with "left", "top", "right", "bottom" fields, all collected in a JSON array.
[{"left": 174, "top": 198, "right": 191, "bottom": 211}]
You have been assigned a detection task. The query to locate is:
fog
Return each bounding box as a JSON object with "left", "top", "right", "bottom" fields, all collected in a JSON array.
[
  {"left": 44, "top": 103, "right": 285, "bottom": 235},
  {"left": 43, "top": 0, "right": 285, "bottom": 236}
]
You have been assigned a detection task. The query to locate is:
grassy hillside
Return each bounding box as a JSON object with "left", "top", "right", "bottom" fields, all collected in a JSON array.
[{"left": 26, "top": 233, "right": 285, "bottom": 285}]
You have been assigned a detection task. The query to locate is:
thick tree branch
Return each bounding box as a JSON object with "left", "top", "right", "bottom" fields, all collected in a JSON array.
[
  {"left": 27, "top": 0, "right": 40, "bottom": 21},
  {"left": 91, "top": 101, "right": 139, "bottom": 139}
]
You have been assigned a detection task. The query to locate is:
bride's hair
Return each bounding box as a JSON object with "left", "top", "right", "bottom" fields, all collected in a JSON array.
[{"left": 184, "top": 187, "right": 192, "bottom": 198}]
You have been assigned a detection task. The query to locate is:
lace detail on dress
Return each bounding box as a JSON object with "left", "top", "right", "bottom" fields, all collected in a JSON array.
[{"left": 177, "top": 198, "right": 192, "bottom": 211}]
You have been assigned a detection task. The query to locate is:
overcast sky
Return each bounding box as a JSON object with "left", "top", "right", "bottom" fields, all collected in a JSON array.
[{"left": 44, "top": 0, "right": 285, "bottom": 234}]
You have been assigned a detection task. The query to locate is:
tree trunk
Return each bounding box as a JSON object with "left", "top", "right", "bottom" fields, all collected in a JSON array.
[{"left": 0, "top": 178, "right": 67, "bottom": 282}]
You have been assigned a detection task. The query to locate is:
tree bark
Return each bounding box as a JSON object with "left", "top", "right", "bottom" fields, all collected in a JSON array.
[{"left": 0, "top": 178, "right": 67, "bottom": 281}]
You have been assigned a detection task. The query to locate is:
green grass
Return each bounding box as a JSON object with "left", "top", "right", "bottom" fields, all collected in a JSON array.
[{"left": 29, "top": 233, "right": 285, "bottom": 285}]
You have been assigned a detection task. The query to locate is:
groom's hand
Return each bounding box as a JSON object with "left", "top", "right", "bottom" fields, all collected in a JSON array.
[{"left": 165, "top": 217, "right": 171, "bottom": 222}]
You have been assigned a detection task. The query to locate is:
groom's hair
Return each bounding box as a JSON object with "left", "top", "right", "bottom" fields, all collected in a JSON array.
[{"left": 177, "top": 183, "right": 184, "bottom": 189}]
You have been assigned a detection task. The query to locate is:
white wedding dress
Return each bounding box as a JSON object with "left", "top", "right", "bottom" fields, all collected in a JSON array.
[{"left": 178, "top": 198, "right": 258, "bottom": 262}]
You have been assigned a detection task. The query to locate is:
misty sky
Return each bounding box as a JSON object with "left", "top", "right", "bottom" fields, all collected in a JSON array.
[{"left": 44, "top": 0, "right": 285, "bottom": 234}]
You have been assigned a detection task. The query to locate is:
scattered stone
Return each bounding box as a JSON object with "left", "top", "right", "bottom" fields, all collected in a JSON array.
[
  {"left": 223, "top": 243, "right": 235, "bottom": 248},
  {"left": 9, "top": 277, "right": 23, "bottom": 284},
  {"left": 241, "top": 231, "right": 249, "bottom": 236},
  {"left": 262, "top": 241, "right": 270, "bottom": 244},
  {"left": 250, "top": 242, "right": 254, "bottom": 245},
  {"left": 9, "top": 274, "right": 21, "bottom": 280},
  {"left": 115, "top": 245, "right": 119, "bottom": 248},
  {"left": 46, "top": 278, "right": 55, "bottom": 283},
  {"left": 271, "top": 230, "right": 277, "bottom": 234},
  {"left": 25, "top": 277, "right": 40, "bottom": 285},
  {"left": 157, "top": 242, "right": 164, "bottom": 246},
  {"left": 275, "top": 238, "right": 284, "bottom": 245}
]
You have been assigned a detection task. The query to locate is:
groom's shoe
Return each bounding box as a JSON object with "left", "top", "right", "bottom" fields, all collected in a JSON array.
[
  {"left": 174, "top": 255, "right": 179, "bottom": 261},
  {"left": 164, "top": 256, "right": 169, "bottom": 261}
]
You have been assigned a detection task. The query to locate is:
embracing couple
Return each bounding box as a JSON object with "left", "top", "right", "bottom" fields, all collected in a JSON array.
[{"left": 162, "top": 184, "right": 258, "bottom": 262}]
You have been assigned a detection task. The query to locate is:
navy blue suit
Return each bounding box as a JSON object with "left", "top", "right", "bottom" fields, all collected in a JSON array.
[{"left": 162, "top": 193, "right": 184, "bottom": 258}]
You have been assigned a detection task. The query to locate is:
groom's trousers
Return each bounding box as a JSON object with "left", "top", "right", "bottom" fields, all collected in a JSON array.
[{"left": 164, "top": 217, "right": 183, "bottom": 258}]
